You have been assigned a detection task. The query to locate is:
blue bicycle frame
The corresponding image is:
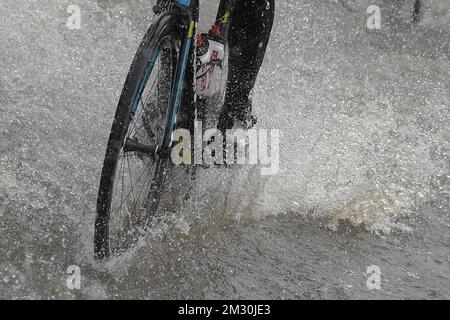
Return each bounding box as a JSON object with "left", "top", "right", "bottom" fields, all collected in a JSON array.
[
  {"left": 162, "top": 0, "right": 198, "bottom": 148},
  {"left": 130, "top": 0, "right": 233, "bottom": 150}
]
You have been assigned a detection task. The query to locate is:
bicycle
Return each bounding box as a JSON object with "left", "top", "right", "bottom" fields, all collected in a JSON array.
[{"left": 94, "top": 0, "right": 234, "bottom": 260}]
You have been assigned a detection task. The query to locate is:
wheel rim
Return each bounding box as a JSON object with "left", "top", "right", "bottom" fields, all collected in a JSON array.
[{"left": 107, "top": 36, "right": 177, "bottom": 255}]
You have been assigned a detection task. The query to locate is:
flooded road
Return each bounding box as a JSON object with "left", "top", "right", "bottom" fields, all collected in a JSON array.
[{"left": 0, "top": 0, "right": 449, "bottom": 299}]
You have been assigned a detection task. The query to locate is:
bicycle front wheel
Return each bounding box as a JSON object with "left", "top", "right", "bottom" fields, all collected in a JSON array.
[{"left": 94, "top": 12, "right": 188, "bottom": 260}]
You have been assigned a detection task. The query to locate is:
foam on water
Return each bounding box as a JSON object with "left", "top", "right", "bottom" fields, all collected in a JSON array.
[
  {"left": 1, "top": 0, "right": 449, "bottom": 299},
  {"left": 160, "top": 0, "right": 450, "bottom": 236}
]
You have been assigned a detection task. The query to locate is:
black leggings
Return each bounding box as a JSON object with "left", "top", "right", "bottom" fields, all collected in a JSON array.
[{"left": 219, "top": 0, "right": 275, "bottom": 116}]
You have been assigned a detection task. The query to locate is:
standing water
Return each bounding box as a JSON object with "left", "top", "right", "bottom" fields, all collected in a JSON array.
[{"left": 0, "top": 0, "right": 448, "bottom": 299}]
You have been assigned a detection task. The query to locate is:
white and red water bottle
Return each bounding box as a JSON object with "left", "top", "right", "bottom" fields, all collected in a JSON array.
[{"left": 195, "top": 25, "right": 225, "bottom": 98}]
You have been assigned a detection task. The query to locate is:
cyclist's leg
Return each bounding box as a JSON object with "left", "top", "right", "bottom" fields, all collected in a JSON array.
[{"left": 218, "top": 0, "right": 275, "bottom": 130}]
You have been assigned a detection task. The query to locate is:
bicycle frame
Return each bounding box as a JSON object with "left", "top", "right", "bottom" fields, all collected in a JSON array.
[
  {"left": 95, "top": 0, "right": 237, "bottom": 260},
  {"left": 155, "top": 0, "right": 196, "bottom": 148},
  {"left": 159, "top": 0, "right": 234, "bottom": 148}
]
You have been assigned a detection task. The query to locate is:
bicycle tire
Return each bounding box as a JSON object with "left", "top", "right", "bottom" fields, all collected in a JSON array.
[{"left": 94, "top": 11, "right": 190, "bottom": 260}]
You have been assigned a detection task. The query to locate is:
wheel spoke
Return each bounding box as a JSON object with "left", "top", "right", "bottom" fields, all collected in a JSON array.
[
  {"left": 111, "top": 157, "right": 156, "bottom": 219},
  {"left": 129, "top": 60, "right": 161, "bottom": 139},
  {"left": 98, "top": 33, "right": 179, "bottom": 257}
]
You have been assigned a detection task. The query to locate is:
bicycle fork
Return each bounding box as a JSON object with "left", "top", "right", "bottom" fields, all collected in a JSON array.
[{"left": 162, "top": 0, "right": 199, "bottom": 148}]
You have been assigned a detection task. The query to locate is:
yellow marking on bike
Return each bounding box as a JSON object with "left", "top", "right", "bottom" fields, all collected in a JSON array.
[
  {"left": 218, "top": 11, "right": 231, "bottom": 23},
  {"left": 188, "top": 21, "right": 195, "bottom": 38}
]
